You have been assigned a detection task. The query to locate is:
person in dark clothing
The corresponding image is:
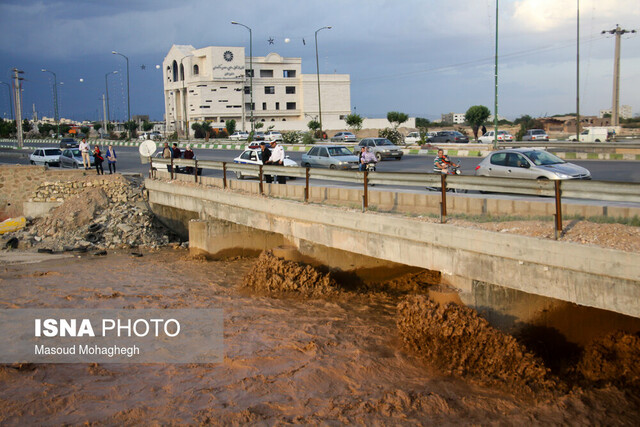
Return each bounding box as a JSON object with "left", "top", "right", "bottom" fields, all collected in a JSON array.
[
  {"left": 183, "top": 144, "right": 195, "bottom": 174},
  {"left": 260, "top": 142, "right": 273, "bottom": 183},
  {"left": 93, "top": 146, "right": 104, "bottom": 175},
  {"left": 481, "top": 125, "right": 487, "bottom": 136}
]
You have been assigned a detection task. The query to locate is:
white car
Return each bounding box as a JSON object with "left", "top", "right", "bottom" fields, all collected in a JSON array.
[
  {"left": 139, "top": 131, "right": 162, "bottom": 141},
  {"left": 229, "top": 131, "right": 249, "bottom": 141},
  {"left": 478, "top": 130, "right": 514, "bottom": 144},
  {"left": 264, "top": 131, "right": 283, "bottom": 142},
  {"left": 29, "top": 148, "right": 61, "bottom": 167},
  {"left": 233, "top": 148, "right": 298, "bottom": 179},
  {"left": 404, "top": 132, "right": 421, "bottom": 145}
]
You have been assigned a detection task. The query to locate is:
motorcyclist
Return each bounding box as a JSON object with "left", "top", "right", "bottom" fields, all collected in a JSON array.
[
  {"left": 359, "top": 147, "right": 377, "bottom": 171},
  {"left": 433, "top": 149, "right": 458, "bottom": 174}
]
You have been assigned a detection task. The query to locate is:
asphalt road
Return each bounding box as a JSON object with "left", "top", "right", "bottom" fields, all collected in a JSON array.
[{"left": 2, "top": 144, "right": 639, "bottom": 183}]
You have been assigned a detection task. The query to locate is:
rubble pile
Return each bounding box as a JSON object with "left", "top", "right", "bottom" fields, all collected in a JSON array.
[{"left": 11, "top": 176, "right": 178, "bottom": 251}]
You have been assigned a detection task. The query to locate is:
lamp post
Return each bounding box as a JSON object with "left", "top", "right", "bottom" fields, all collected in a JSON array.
[
  {"left": 493, "top": 1, "right": 499, "bottom": 149},
  {"left": 105, "top": 71, "right": 118, "bottom": 125},
  {"left": 41, "top": 69, "right": 59, "bottom": 138},
  {"left": 231, "top": 21, "right": 254, "bottom": 133},
  {"left": 0, "top": 81, "right": 13, "bottom": 120},
  {"left": 315, "top": 26, "right": 332, "bottom": 139},
  {"left": 180, "top": 54, "right": 194, "bottom": 141},
  {"left": 112, "top": 50, "right": 131, "bottom": 137}
]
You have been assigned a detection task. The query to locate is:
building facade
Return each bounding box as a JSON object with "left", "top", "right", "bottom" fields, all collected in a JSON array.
[
  {"left": 163, "top": 44, "right": 351, "bottom": 135},
  {"left": 599, "top": 105, "right": 633, "bottom": 120},
  {"left": 441, "top": 112, "right": 466, "bottom": 124}
]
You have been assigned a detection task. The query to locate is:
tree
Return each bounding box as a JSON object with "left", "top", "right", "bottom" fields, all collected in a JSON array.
[
  {"left": 191, "top": 122, "right": 205, "bottom": 139},
  {"left": 307, "top": 120, "right": 320, "bottom": 132},
  {"left": 93, "top": 122, "right": 102, "bottom": 133},
  {"left": 80, "top": 126, "right": 90, "bottom": 136},
  {"left": 514, "top": 114, "right": 543, "bottom": 140},
  {"left": 415, "top": 117, "right": 431, "bottom": 128},
  {"left": 0, "top": 119, "right": 17, "bottom": 138},
  {"left": 201, "top": 121, "right": 212, "bottom": 141},
  {"left": 142, "top": 120, "right": 154, "bottom": 132},
  {"left": 344, "top": 113, "right": 363, "bottom": 133},
  {"left": 387, "top": 111, "right": 408, "bottom": 130},
  {"left": 22, "top": 119, "right": 31, "bottom": 133},
  {"left": 464, "top": 105, "right": 491, "bottom": 140},
  {"left": 59, "top": 124, "right": 71, "bottom": 135},
  {"left": 123, "top": 121, "right": 138, "bottom": 138},
  {"left": 225, "top": 119, "right": 236, "bottom": 135},
  {"left": 255, "top": 122, "right": 264, "bottom": 130}
]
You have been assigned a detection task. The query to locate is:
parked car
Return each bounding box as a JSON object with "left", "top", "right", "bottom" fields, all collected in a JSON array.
[
  {"left": 404, "top": 132, "right": 421, "bottom": 145},
  {"left": 264, "top": 131, "right": 283, "bottom": 141},
  {"left": 229, "top": 131, "right": 249, "bottom": 141},
  {"left": 478, "top": 130, "right": 514, "bottom": 144},
  {"left": 301, "top": 145, "right": 360, "bottom": 170},
  {"left": 330, "top": 132, "right": 357, "bottom": 143},
  {"left": 356, "top": 138, "right": 403, "bottom": 161},
  {"left": 252, "top": 131, "right": 266, "bottom": 141},
  {"left": 425, "top": 131, "right": 469, "bottom": 144},
  {"left": 29, "top": 148, "right": 61, "bottom": 167},
  {"left": 59, "top": 137, "right": 78, "bottom": 148},
  {"left": 522, "top": 129, "right": 549, "bottom": 141},
  {"left": 139, "top": 131, "right": 162, "bottom": 141},
  {"left": 59, "top": 148, "right": 94, "bottom": 168},
  {"left": 474, "top": 148, "right": 591, "bottom": 180},
  {"left": 566, "top": 127, "right": 613, "bottom": 142},
  {"left": 233, "top": 148, "right": 298, "bottom": 179}
]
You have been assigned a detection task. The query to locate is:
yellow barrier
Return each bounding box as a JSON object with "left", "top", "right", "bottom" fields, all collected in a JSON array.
[{"left": 0, "top": 216, "right": 26, "bottom": 234}]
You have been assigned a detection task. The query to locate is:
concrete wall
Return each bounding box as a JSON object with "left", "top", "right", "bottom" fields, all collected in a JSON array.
[
  {"left": 0, "top": 165, "right": 88, "bottom": 219},
  {"left": 146, "top": 178, "right": 640, "bottom": 318}
]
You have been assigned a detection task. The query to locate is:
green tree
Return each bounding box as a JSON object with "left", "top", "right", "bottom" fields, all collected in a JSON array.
[
  {"left": 191, "top": 122, "right": 204, "bottom": 139},
  {"left": 106, "top": 123, "right": 115, "bottom": 131},
  {"left": 22, "top": 119, "right": 31, "bottom": 133},
  {"left": 514, "top": 115, "right": 543, "bottom": 140},
  {"left": 387, "top": 111, "right": 409, "bottom": 130},
  {"left": 344, "top": 113, "right": 363, "bottom": 133},
  {"left": 307, "top": 120, "right": 320, "bottom": 132},
  {"left": 255, "top": 122, "right": 264, "bottom": 130},
  {"left": 201, "top": 121, "right": 212, "bottom": 141},
  {"left": 225, "top": 119, "right": 236, "bottom": 136},
  {"left": 123, "top": 121, "right": 138, "bottom": 138},
  {"left": 93, "top": 122, "right": 102, "bottom": 133},
  {"left": 464, "top": 105, "right": 491, "bottom": 141},
  {"left": 59, "top": 124, "right": 71, "bottom": 135},
  {"left": 38, "top": 123, "right": 55, "bottom": 137},
  {"left": 0, "top": 119, "right": 17, "bottom": 137},
  {"left": 415, "top": 117, "right": 431, "bottom": 128},
  {"left": 80, "top": 125, "right": 90, "bottom": 136},
  {"left": 378, "top": 128, "right": 403, "bottom": 145},
  {"left": 142, "top": 120, "right": 154, "bottom": 132}
]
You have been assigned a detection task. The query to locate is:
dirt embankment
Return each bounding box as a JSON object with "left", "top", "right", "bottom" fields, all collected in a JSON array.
[{"left": 244, "top": 250, "right": 640, "bottom": 397}]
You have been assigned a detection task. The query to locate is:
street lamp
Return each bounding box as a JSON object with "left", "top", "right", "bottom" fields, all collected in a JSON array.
[
  {"left": 105, "top": 71, "right": 118, "bottom": 124},
  {"left": 0, "top": 81, "right": 13, "bottom": 120},
  {"left": 41, "top": 69, "right": 60, "bottom": 137},
  {"left": 112, "top": 50, "right": 131, "bottom": 137},
  {"left": 180, "top": 54, "right": 194, "bottom": 141},
  {"left": 315, "top": 26, "right": 332, "bottom": 139},
  {"left": 231, "top": 21, "right": 254, "bottom": 133}
]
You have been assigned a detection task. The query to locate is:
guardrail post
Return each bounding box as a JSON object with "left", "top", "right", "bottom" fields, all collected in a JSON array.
[
  {"left": 222, "top": 162, "right": 227, "bottom": 189},
  {"left": 440, "top": 173, "right": 447, "bottom": 222},
  {"left": 363, "top": 170, "right": 369, "bottom": 209},
  {"left": 170, "top": 158, "right": 174, "bottom": 180},
  {"left": 305, "top": 167, "right": 310, "bottom": 203},
  {"left": 148, "top": 156, "right": 153, "bottom": 179},
  {"left": 194, "top": 159, "right": 199, "bottom": 183},
  {"left": 554, "top": 180, "right": 563, "bottom": 237},
  {"left": 259, "top": 165, "right": 264, "bottom": 195}
]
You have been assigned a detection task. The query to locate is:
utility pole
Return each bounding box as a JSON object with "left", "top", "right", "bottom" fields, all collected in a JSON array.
[
  {"left": 493, "top": 0, "right": 499, "bottom": 149},
  {"left": 102, "top": 94, "right": 107, "bottom": 138},
  {"left": 13, "top": 68, "right": 25, "bottom": 149},
  {"left": 602, "top": 25, "right": 636, "bottom": 126},
  {"left": 576, "top": 0, "right": 580, "bottom": 138}
]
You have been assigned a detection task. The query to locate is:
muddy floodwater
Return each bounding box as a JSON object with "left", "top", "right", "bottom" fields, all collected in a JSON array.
[{"left": 1, "top": 249, "right": 639, "bottom": 425}]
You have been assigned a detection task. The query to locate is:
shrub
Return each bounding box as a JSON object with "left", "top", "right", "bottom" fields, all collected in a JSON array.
[
  {"left": 282, "top": 131, "right": 301, "bottom": 145},
  {"left": 167, "top": 131, "right": 178, "bottom": 141},
  {"left": 302, "top": 132, "right": 315, "bottom": 145},
  {"left": 378, "top": 128, "right": 403, "bottom": 145}
]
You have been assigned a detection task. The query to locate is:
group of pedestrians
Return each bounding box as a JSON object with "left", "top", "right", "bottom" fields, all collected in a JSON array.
[
  {"left": 79, "top": 138, "right": 116, "bottom": 175},
  {"left": 162, "top": 142, "right": 196, "bottom": 173}
]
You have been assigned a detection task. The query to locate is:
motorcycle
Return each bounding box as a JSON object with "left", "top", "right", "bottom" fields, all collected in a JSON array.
[{"left": 428, "top": 159, "right": 467, "bottom": 193}]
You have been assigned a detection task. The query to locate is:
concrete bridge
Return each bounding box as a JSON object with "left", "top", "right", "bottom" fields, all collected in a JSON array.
[{"left": 145, "top": 175, "right": 640, "bottom": 324}]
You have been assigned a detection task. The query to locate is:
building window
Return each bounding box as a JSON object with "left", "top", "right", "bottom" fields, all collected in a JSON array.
[
  {"left": 285, "top": 86, "right": 295, "bottom": 94},
  {"left": 264, "top": 86, "right": 275, "bottom": 94},
  {"left": 180, "top": 63, "right": 185, "bottom": 81},
  {"left": 260, "top": 69, "right": 273, "bottom": 78},
  {"left": 245, "top": 103, "right": 255, "bottom": 111},
  {"left": 172, "top": 61, "right": 178, "bottom": 81},
  {"left": 200, "top": 106, "right": 210, "bottom": 109},
  {"left": 283, "top": 70, "right": 296, "bottom": 78},
  {"left": 193, "top": 64, "right": 199, "bottom": 75},
  {"left": 286, "top": 102, "right": 296, "bottom": 110},
  {"left": 244, "top": 86, "right": 250, "bottom": 94},
  {"left": 275, "top": 102, "right": 279, "bottom": 110},
  {"left": 262, "top": 102, "right": 267, "bottom": 110},
  {"left": 245, "top": 69, "right": 254, "bottom": 77}
]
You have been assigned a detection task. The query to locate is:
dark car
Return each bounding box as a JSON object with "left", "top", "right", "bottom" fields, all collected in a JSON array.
[
  {"left": 59, "top": 137, "right": 78, "bottom": 148},
  {"left": 426, "top": 131, "right": 469, "bottom": 144},
  {"left": 356, "top": 138, "right": 403, "bottom": 161}
]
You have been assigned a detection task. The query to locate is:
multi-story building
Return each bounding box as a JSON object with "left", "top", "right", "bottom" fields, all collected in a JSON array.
[
  {"left": 163, "top": 44, "right": 351, "bottom": 135},
  {"left": 441, "top": 112, "right": 466, "bottom": 124},
  {"left": 599, "top": 105, "right": 632, "bottom": 120}
]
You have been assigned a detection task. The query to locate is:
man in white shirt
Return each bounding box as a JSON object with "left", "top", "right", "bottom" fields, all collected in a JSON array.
[
  {"left": 79, "top": 138, "right": 90, "bottom": 170},
  {"left": 268, "top": 140, "right": 286, "bottom": 184}
]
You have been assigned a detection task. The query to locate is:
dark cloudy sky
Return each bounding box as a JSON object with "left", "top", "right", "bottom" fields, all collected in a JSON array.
[{"left": 0, "top": 0, "right": 638, "bottom": 122}]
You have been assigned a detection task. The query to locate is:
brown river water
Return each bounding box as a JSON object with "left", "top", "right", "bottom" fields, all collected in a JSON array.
[{"left": 0, "top": 248, "right": 639, "bottom": 425}]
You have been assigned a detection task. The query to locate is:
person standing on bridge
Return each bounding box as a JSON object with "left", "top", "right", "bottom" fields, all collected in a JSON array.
[
  {"left": 79, "top": 138, "right": 90, "bottom": 170},
  {"left": 260, "top": 142, "right": 273, "bottom": 183},
  {"left": 162, "top": 142, "right": 172, "bottom": 172},
  {"left": 106, "top": 145, "right": 117, "bottom": 174},
  {"left": 93, "top": 145, "right": 104, "bottom": 175}
]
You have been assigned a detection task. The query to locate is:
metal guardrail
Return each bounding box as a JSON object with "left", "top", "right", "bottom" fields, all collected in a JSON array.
[
  {"left": 497, "top": 142, "right": 640, "bottom": 150},
  {"left": 149, "top": 157, "right": 640, "bottom": 235}
]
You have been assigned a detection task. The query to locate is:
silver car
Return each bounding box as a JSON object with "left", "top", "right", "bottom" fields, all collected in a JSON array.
[
  {"left": 301, "top": 145, "right": 359, "bottom": 170},
  {"left": 522, "top": 129, "right": 549, "bottom": 141},
  {"left": 475, "top": 148, "right": 591, "bottom": 180},
  {"left": 60, "top": 148, "right": 94, "bottom": 168},
  {"left": 330, "top": 132, "right": 357, "bottom": 143},
  {"left": 357, "top": 138, "right": 403, "bottom": 161}
]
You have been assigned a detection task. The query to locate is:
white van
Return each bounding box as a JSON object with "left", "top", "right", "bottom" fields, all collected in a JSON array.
[{"left": 568, "top": 127, "right": 613, "bottom": 143}]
